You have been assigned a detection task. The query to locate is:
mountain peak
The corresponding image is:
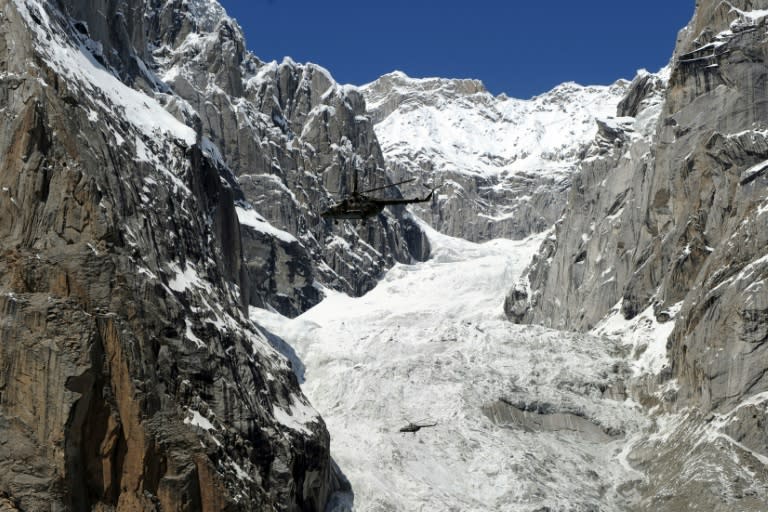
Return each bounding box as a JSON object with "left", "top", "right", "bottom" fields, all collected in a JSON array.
[
  {"left": 367, "top": 70, "right": 488, "bottom": 97},
  {"left": 360, "top": 69, "right": 630, "bottom": 241},
  {"left": 185, "top": 0, "right": 231, "bottom": 32}
]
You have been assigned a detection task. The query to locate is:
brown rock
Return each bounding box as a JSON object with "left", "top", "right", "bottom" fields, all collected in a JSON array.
[{"left": 0, "top": 0, "right": 339, "bottom": 509}]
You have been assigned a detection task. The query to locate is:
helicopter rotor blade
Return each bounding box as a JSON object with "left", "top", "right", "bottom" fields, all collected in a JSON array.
[{"left": 359, "top": 178, "right": 416, "bottom": 195}]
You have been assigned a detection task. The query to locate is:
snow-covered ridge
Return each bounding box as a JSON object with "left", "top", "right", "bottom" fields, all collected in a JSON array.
[
  {"left": 186, "top": 0, "right": 230, "bottom": 32},
  {"left": 363, "top": 70, "right": 488, "bottom": 113},
  {"left": 360, "top": 70, "right": 633, "bottom": 242},
  {"left": 362, "top": 70, "right": 629, "bottom": 179},
  {"left": 15, "top": 0, "right": 196, "bottom": 145}
]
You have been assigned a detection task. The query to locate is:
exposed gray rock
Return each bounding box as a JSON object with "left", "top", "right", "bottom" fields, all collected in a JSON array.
[
  {"left": 49, "top": 0, "right": 429, "bottom": 318},
  {"left": 515, "top": 0, "right": 768, "bottom": 405},
  {"left": 482, "top": 399, "right": 618, "bottom": 443},
  {"left": 510, "top": 0, "right": 768, "bottom": 507},
  {"left": 627, "top": 409, "right": 768, "bottom": 512},
  {"left": 241, "top": 226, "right": 319, "bottom": 316},
  {"left": 510, "top": 70, "right": 667, "bottom": 331},
  {"left": 139, "top": 8, "right": 429, "bottom": 315}
]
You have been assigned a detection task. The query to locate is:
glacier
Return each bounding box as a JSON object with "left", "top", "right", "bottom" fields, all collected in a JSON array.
[{"left": 251, "top": 223, "right": 664, "bottom": 511}]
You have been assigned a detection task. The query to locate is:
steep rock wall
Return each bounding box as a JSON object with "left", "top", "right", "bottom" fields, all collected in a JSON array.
[
  {"left": 140, "top": 0, "right": 429, "bottom": 315},
  {"left": 0, "top": 0, "right": 339, "bottom": 509},
  {"left": 506, "top": 70, "right": 668, "bottom": 329},
  {"left": 512, "top": 0, "right": 768, "bottom": 410},
  {"left": 508, "top": 1, "right": 768, "bottom": 508},
  {"left": 50, "top": 0, "right": 429, "bottom": 318}
]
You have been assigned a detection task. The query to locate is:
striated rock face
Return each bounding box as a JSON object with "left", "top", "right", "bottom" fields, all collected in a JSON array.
[
  {"left": 142, "top": 2, "right": 429, "bottom": 316},
  {"left": 0, "top": 0, "right": 346, "bottom": 509},
  {"left": 509, "top": 1, "right": 768, "bottom": 508},
  {"left": 362, "top": 71, "right": 629, "bottom": 242},
  {"left": 506, "top": 69, "right": 669, "bottom": 331},
  {"left": 51, "top": 0, "right": 430, "bottom": 318}
]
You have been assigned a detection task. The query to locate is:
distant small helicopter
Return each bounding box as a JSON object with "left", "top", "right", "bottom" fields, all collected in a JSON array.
[
  {"left": 321, "top": 168, "right": 436, "bottom": 223},
  {"left": 398, "top": 421, "right": 438, "bottom": 434}
]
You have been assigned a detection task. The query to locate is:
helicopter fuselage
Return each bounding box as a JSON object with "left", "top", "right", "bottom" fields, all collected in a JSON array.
[
  {"left": 321, "top": 196, "right": 386, "bottom": 220},
  {"left": 321, "top": 191, "right": 434, "bottom": 221}
]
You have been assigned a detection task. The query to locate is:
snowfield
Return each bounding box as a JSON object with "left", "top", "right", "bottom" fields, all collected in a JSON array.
[
  {"left": 252, "top": 222, "right": 653, "bottom": 511},
  {"left": 362, "top": 71, "right": 629, "bottom": 181},
  {"left": 359, "top": 72, "right": 634, "bottom": 242}
]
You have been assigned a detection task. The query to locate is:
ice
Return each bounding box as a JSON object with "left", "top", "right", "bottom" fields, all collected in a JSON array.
[
  {"left": 272, "top": 399, "right": 321, "bottom": 435},
  {"left": 168, "top": 262, "right": 208, "bottom": 293},
  {"left": 740, "top": 158, "right": 768, "bottom": 184},
  {"left": 252, "top": 217, "right": 649, "bottom": 511},
  {"left": 735, "top": 253, "right": 768, "bottom": 283},
  {"left": 184, "top": 408, "right": 216, "bottom": 431},
  {"left": 592, "top": 302, "right": 683, "bottom": 376},
  {"left": 185, "top": 319, "right": 206, "bottom": 348},
  {"left": 731, "top": 7, "right": 768, "bottom": 22},
  {"left": 228, "top": 460, "right": 253, "bottom": 482},
  {"left": 363, "top": 72, "right": 629, "bottom": 182},
  {"left": 186, "top": 0, "right": 229, "bottom": 32}
]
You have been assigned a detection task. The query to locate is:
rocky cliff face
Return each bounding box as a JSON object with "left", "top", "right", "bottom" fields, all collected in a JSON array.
[
  {"left": 361, "top": 71, "right": 628, "bottom": 241},
  {"left": 145, "top": 1, "right": 429, "bottom": 317},
  {"left": 505, "top": 69, "right": 669, "bottom": 329},
  {"left": 0, "top": 0, "right": 360, "bottom": 509},
  {"left": 53, "top": 0, "right": 430, "bottom": 319},
  {"left": 508, "top": 1, "right": 768, "bottom": 508}
]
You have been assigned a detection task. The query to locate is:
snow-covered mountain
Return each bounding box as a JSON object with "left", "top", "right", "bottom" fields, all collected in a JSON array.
[
  {"left": 253, "top": 225, "right": 663, "bottom": 511},
  {"left": 3, "top": 0, "right": 768, "bottom": 509},
  {"left": 361, "top": 72, "right": 630, "bottom": 241},
  {"left": 150, "top": 7, "right": 430, "bottom": 316},
  {"left": 254, "top": 196, "right": 768, "bottom": 511},
  {"left": 507, "top": 1, "right": 768, "bottom": 509}
]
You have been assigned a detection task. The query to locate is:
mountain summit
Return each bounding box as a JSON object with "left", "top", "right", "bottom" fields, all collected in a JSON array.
[{"left": 362, "top": 71, "right": 629, "bottom": 241}]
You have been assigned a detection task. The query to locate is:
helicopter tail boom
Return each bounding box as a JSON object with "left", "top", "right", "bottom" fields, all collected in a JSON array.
[{"left": 374, "top": 186, "right": 437, "bottom": 206}]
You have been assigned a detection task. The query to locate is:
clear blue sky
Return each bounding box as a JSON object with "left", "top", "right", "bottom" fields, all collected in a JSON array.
[{"left": 219, "top": 0, "right": 694, "bottom": 99}]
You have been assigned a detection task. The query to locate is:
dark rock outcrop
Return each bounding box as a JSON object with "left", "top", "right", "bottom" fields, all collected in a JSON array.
[{"left": 140, "top": 3, "right": 428, "bottom": 316}]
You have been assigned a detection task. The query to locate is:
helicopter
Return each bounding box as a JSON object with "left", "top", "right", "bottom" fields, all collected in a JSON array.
[
  {"left": 321, "top": 167, "right": 436, "bottom": 223},
  {"left": 398, "top": 421, "right": 438, "bottom": 434}
]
